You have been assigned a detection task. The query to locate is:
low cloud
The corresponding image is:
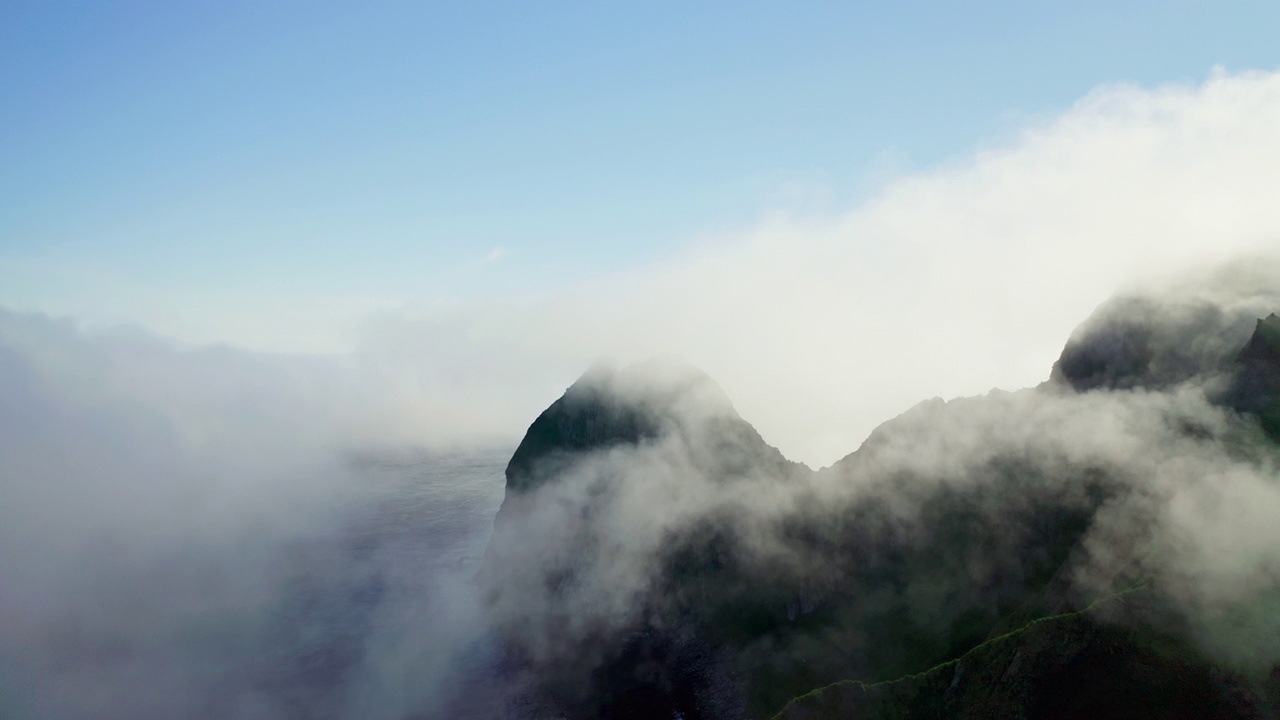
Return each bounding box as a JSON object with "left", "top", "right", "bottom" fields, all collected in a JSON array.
[{"left": 0, "top": 309, "right": 509, "bottom": 719}]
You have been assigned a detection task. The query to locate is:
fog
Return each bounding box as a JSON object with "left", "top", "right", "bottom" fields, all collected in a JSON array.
[{"left": 0, "top": 310, "right": 511, "bottom": 718}]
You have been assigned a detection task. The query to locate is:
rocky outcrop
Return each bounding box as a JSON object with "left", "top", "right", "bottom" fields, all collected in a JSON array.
[
  {"left": 1049, "top": 297, "right": 1256, "bottom": 392},
  {"left": 1229, "top": 313, "right": 1280, "bottom": 438},
  {"left": 499, "top": 357, "right": 800, "bottom": 497}
]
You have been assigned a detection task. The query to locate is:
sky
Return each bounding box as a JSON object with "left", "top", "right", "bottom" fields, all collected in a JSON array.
[{"left": 4, "top": 2, "right": 1280, "bottom": 464}]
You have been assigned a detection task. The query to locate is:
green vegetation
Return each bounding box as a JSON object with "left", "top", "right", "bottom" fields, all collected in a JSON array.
[{"left": 769, "top": 580, "right": 1151, "bottom": 720}]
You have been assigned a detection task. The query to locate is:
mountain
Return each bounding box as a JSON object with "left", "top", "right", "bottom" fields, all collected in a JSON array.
[
  {"left": 477, "top": 303, "right": 1280, "bottom": 719},
  {"left": 476, "top": 358, "right": 806, "bottom": 718},
  {"left": 496, "top": 357, "right": 801, "bottom": 497}
]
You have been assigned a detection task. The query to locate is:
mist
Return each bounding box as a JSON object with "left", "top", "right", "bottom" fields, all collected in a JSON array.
[{"left": 0, "top": 309, "right": 510, "bottom": 719}]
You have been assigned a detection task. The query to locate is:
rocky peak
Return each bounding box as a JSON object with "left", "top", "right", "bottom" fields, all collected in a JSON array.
[
  {"left": 1050, "top": 297, "right": 1263, "bottom": 393},
  {"left": 502, "top": 357, "right": 747, "bottom": 494},
  {"left": 1229, "top": 313, "right": 1280, "bottom": 438},
  {"left": 1237, "top": 313, "right": 1280, "bottom": 365}
]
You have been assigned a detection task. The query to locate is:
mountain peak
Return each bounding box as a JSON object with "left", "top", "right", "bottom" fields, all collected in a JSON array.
[
  {"left": 1228, "top": 313, "right": 1280, "bottom": 438},
  {"left": 502, "top": 357, "right": 745, "bottom": 494},
  {"left": 1238, "top": 313, "right": 1280, "bottom": 363}
]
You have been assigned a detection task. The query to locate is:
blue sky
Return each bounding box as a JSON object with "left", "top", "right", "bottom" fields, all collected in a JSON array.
[{"left": 2, "top": 2, "right": 1279, "bottom": 351}]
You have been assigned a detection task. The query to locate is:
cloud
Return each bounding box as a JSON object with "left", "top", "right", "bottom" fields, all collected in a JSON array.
[
  {"left": 0, "top": 309, "right": 509, "bottom": 719},
  {"left": 10, "top": 70, "right": 1280, "bottom": 467},
  {"left": 368, "top": 68, "right": 1280, "bottom": 467}
]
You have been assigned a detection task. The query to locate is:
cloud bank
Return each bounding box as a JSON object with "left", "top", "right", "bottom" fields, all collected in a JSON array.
[
  {"left": 366, "top": 68, "right": 1280, "bottom": 466},
  {"left": 0, "top": 310, "right": 509, "bottom": 719}
]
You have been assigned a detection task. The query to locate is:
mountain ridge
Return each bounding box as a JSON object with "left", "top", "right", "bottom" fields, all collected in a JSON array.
[{"left": 476, "top": 301, "right": 1280, "bottom": 719}]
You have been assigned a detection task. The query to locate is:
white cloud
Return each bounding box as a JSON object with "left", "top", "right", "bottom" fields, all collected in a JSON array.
[
  {"left": 369, "top": 69, "right": 1280, "bottom": 466},
  {"left": 0, "top": 308, "right": 513, "bottom": 719},
  {"left": 6, "top": 71, "right": 1280, "bottom": 466}
]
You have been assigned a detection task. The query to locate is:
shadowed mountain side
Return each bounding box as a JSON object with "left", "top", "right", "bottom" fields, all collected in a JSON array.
[
  {"left": 1049, "top": 296, "right": 1258, "bottom": 393},
  {"left": 1052, "top": 296, "right": 1280, "bottom": 437},
  {"left": 1229, "top": 313, "right": 1280, "bottom": 438},
  {"left": 775, "top": 595, "right": 1273, "bottom": 720}
]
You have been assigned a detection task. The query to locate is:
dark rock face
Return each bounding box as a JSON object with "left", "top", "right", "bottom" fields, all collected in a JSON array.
[
  {"left": 480, "top": 312, "right": 1280, "bottom": 719},
  {"left": 1229, "top": 313, "right": 1280, "bottom": 438},
  {"left": 502, "top": 364, "right": 662, "bottom": 496},
  {"left": 1051, "top": 300, "right": 1280, "bottom": 437},
  {"left": 1054, "top": 311, "right": 1160, "bottom": 391},
  {"left": 500, "top": 358, "right": 799, "bottom": 497},
  {"left": 1050, "top": 297, "right": 1255, "bottom": 393}
]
